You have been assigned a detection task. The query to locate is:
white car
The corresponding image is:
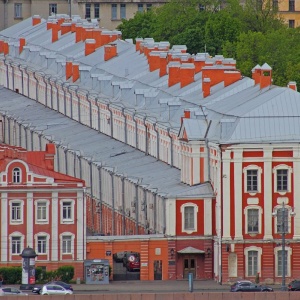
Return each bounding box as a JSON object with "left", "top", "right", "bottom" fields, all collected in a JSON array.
[
  {"left": 40, "top": 284, "right": 73, "bottom": 295},
  {"left": 0, "top": 287, "right": 28, "bottom": 296}
]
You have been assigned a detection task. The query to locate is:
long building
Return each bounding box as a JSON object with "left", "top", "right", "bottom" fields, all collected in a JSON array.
[{"left": 1, "top": 15, "right": 300, "bottom": 284}]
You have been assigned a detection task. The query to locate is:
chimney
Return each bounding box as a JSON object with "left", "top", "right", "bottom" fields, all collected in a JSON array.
[
  {"left": 104, "top": 44, "right": 117, "bottom": 61},
  {"left": 93, "top": 29, "right": 103, "bottom": 48},
  {"left": 168, "top": 61, "right": 181, "bottom": 87},
  {"left": 3, "top": 42, "right": 9, "bottom": 55},
  {"left": 85, "top": 39, "right": 96, "bottom": 56},
  {"left": 61, "top": 23, "right": 71, "bottom": 35},
  {"left": 202, "top": 77, "right": 211, "bottom": 98},
  {"left": 57, "top": 17, "right": 65, "bottom": 28},
  {"left": 136, "top": 38, "right": 143, "bottom": 52},
  {"left": 47, "top": 21, "right": 53, "bottom": 30},
  {"left": 32, "top": 15, "right": 41, "bottom": 26},
  {"left": 193, "top": 55, "right": 206, "bottom": 73},
  {"left": 251, "top": 64, "right": 261, "bottom": 85},
  {"left": 72, "top": 63, "right": 80, "bottom": 82},
  {"left": 19, "top": 37, "right": 26, "bottom": 54},
  {"left": 85, "top": 29, "right": 94, "bottom": 40},
  {"left": 101, "top": 31, "right": 113, "bottom": 46},
  {"left": 0, "top": 40, "right": 3, "bottom": 53},
  {"left": 224, "top": 70, "right": 241, "bottom": 87},
  {"left": 71, "top": 22, "right": 76, "bottom": 32},
  {"left": 259, "top": 63, "right": 272, "bottom": 89},
  {"left": 180, "top": 63, "right": 195, "bottom": 88},
  {"left": 184, "top": 109, "right": 191, "bottom": 118},
  {"left": 149, "top": 51, "right": 162, "bottom": 72},
  {"left": 159, "top": 52, "right": 168, "bottom": 77},
  {"left": 66, "top": 61, "right": 73, "bottom": 80},
  {"left": 75, "top": 24, "right": 82, "bottom": 43},
  {"left": 52, "top": 22, "right": 59, "bottom": 43},
  {"left": 288, "top": 81, "right": 297, "bottom": 91}
]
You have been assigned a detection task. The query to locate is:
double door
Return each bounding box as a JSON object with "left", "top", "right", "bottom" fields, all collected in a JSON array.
[{"left": 183, "top": 256, "right": 196, "bottom": 279}]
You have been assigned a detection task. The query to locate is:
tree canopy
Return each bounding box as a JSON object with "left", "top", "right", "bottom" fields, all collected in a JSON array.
[{"left": 116, "top": 0, "right": 297, "bottom": 86}]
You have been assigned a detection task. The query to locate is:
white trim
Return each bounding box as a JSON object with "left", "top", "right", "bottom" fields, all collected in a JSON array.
[
  {"left": 274, "top": 246, "right": 292, "bottom": 277},
  {"left": 244, "top": 205, "right": 263, "bottom": 234},
  {"left": 243, "top": 165, "right": 262, "bottom": 195},
  {"left": 9, "top": 199, "right": 24, "bottom": 225},
  {"left": 34, "top": 199, "right": 50, "bottom": 224},
  {"left": 59, "top": 232, "right": 75, "bottom": 260},
  {"left": 9, "top": 232, "right": 25, "bottom": 260},
  {"left": 12, "top": 167, "right": 22, "bottom": 183},
  {"left": 180, "top": 202, "right": 198, "bottom": 234},
  {"left": 273, "top": 204, "right": 293, "bottom": 234},
  {"left": 34, "top": 232, "right": 50, "bottom": 259},
  {"left": 244, "top": 246, "right": 262, "bottom": 277},
  {"left": 273, "top": 164, "right": 292, "bottom": 195},
  {"left": 60, "top": 199, "right": 75, "bottom": 224}
]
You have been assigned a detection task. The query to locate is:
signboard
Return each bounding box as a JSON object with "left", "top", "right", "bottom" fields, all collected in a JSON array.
[{"left": 106, "top": 251, "right": 112, "bottom": 256}]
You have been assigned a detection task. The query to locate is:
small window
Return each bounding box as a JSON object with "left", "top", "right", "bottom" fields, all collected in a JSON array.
[
  {"left": 277, "top": 250, "right": 288, "bottom": 276},
  {"left": 120, "top": 4, "right": 126, "bottom": 19},
  {"left": 11, "top": 202, "right": 21, "bottom": 221},
  {"left": 85, "top": 3, "right": 91, "bottom": 19},
  {"left": 94, "top": 3, "right": 100, "bottom": 18},
  {"left": 49, "top": 3, "right": 57, "bottom": 15},
  {"left": 138, "top": 3, "right": 143, "bottom": 12},
  {"left": 289, "top": 20, "right": 295, "bottom": 28},
  {"left": 276, "top": 207, "right": 289, "bottom": 233},
  {"left": 146, "top": 4, "right": 152, "bottom": 11},
  {"left": 37, "top": 202, "right": 47, "bottom": 222},
  {"left": 62, "top": 201, "right": 72, "bottom": 220},
  {"left": 111, "top": 4, "right": 117, "bottom": 20},
  {"left": 62, "top": 235, "right": 72, "bottom": 254},
  {"left": 247, "top": 209, "right": 259, "bottom": 233},
  {"left": 247, "top": 170, "right": 258, "bottom": 192},
  {"left": 14, "top": 3, "right": 22, "bottom": 18},
  {"left": 289, "top": 0, "right": 295, "bottom": 11},
  {"left": 184, "top": 206, "right": 195, "bottom": 230},
  {"left": 13, "top": 167, "right": 21, "bottom": 183},
  {"left": 277, "top": 169, "right": 288, "bottom": 192},
  {"left": 37, "top": 236, "right": 47, "bottom": 254},
  {"left": 247, "top": 250, "right": 258, "bottom": 276},
  {"left": 12, "top": 236, "right": 21, "bottom": 254}
]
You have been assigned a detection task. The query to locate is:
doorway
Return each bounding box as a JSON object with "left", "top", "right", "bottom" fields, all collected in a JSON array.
[
  {"left": 154, "top": 260, "right": 162, "bottom": 280},
  {"left": 183, "top": 256, "right": 196, "bottom": 279}
]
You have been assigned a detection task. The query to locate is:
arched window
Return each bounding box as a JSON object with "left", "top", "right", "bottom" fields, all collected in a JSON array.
[{"left": 13, "top": 168, "right": 21, "bottom": 183}]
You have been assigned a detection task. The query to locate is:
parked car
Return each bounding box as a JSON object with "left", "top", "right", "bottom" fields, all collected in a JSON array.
[
  {"left": 126, "top": 254, "right": 140, "bottom": 272},
  {"left": 32, "top": 281, "right": 73, "bottom": 294},
  {"left": 0, "top": 287, "right": 28, "bottom": 296},
  {"left": 230, "top": 280, "right": 273, "bottom": 292},
  {"left": 40, "top": 284, "right": 73, "bottom": 295},
  {"left": 288, "top": 280, "right": 300, "bottom": 291}
]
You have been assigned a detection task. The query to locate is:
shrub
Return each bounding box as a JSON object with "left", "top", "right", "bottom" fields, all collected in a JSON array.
[
  {"left": 56, "top": 266, "right": 74, "bottom": 283},
  {"left": 0, "top": 267, "right": 22, "bottom": 284}
]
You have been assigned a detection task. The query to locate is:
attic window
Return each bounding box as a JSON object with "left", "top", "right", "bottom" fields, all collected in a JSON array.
[{"left": 13, "top": 167, "right": 21, "bottom": 183}]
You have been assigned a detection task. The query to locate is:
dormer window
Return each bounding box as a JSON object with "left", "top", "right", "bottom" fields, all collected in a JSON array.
[{"left": 13, "top": 168, "right": 21, "bottom": 183}]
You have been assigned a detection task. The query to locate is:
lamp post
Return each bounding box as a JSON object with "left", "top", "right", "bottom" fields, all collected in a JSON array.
[{"left": 273, "top": 202, "right": 295, "bottom": 291}]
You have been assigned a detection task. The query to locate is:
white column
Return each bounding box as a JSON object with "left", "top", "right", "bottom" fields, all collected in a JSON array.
[
  {"left": 27, "top": 192, "right": 34, "bottom": 247},
  {"left": 204, "top": 198, "right": 212, "bottom": 235},
  {"left": 264, "top": 148, "right": 273, "bottom": 239},
  {"left": 234, "top": 149, "right": 243, "bottom": 240},
  {"left": 293, "top": 145, "right": 300, "bottom": 238},
  {"left": 76, "top": 190, "right": 85, "bottom": 260},
  {"left": 51, "top": 192, "right": 58, "bottom": 261},
  {"left": 222, "top": 150, "right": 231, "bottom": 239},
  {"left": 1, "top": 193, "right": 8, "bottom": 261}
]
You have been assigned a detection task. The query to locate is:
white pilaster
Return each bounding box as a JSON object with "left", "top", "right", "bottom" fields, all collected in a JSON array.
[
  {"left": 234, "top": 149, "right": 243, "bottom": 240},
  {"left": 1, "top": 193, "right": 8, "bottom": 261},
  {"left": 51, "top": 192, "right": 58, "bottom": 261},
  {"left": 204, "top": 198, "right": 212, "bottom": 235},
  {"left": 27, "top": 192, "right": 33, "bottom": 247},
  {"left": 222, "top": 150, "right": 231, "bottom": 239},
  {"left": 76, "top": 191, "right": 85, "bottom": 260},
  {"left": 264, "top": 148, "right": 273, "bottom": 239},
  {"left": 293, "top": 145, "right": 300, "bottom": 238}
]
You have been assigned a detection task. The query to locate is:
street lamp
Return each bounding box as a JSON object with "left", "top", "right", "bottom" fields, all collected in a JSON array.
[{"left": 272, "top": 202, "right": 295, "bottom": 291}]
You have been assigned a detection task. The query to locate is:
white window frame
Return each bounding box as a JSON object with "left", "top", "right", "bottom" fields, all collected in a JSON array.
[
  {"left": 244, "top": 246, "right": 262, "bottom": 277},
  {"left": 274, "top": 246, "right": 292, "bottom": 277},
  {"left": 273, "top": 165, "right": 292, "bottom": 195},
  {"left": 111, "top": 4, "right": 117, "bottom": 20},
  {"left": 35, "top": 200, "right": 49, "bottom": 224},
  {"left": 34, "top": 233, "right": 50, "bottom": 257},
  {"left": 273, "top": 204, "right": 293, "bottom": 234},
  {"left": 9, "top": 232, "right": 24, "bottom": 257},
  {"left": 243, "top": 165, "right": 262, "bottom": 195},
  {"left": 244, "top": 205, "right": 263, "bottom": 234},
  {"left": 37, "top": 236, "right": 47, "bottom": 254},
  {"left": 13, "top": 167, "right": 22, "bottom": 183},
  {"left": 60, "top": 233, "right": 75, "bottom": 256},
  {"left": 60, "top": 199, "right": 75, "bottom": 224},
  {"left": 180, "top": 203, "right": 198, "bottom": 234},
  {"left": 10, "top": 200, "right": 24, "bottom": 224},
  {"left": 14, "top": 3, "right": 22, "bottom": 18},
  {"left": 120, "top": 3, "right": 126, "bottom": 19}
]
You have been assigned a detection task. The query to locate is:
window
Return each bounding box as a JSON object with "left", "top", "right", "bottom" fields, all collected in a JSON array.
[
  {"left": 277, "top": 250, "right": 288, "bottom": 276},
  {"left": 120, "top": 4, "right": 126, "bottom": 19},
  {"left": 36, "top": 201, "right": 48, "bottom": 222},
  {"left": 62, "top": 236, "right": 72, "bottom": 254},
  {"left": 247, "top": 209, "right": 259, "bottom": 233},
  {"left": 37, "top": 236, "right": 47, "bottom": 254},
  {"left": 14, "top": 3, "right": 22, "bottom": 18},
  {"left": 12, "top": 237, "right": 21, "bottom": 254},
  {"left": 138, "top": 4, "right": 143, "bottom": 12},
  {"left": 273, "top": 0, "right": 278, "bottom": 10},
  {"left": 62, "top": 201, "right": 72, "bottom": 220},
  {"left": 289, "top": 20, "right": 295, "bottom": 28},
  {"left": 276, "top": 207, "right": 289, "bottom": 233},
  {"left": 13, "top": 167, "right": 21, "bottom": 183},
  {"left": 94, "top": 3, "right": 100, "bottom": 18},
  {"left": 85, "top": 3, "right": 91, "bottom": 19},
  {"left": 247, "top": 250, "right": 258, "bottom": 276},
  {"left": 289, "top": 0, "right": 295, "bottom": 11},
  {"left": 247, "top": 170, "right": 258, "bottom": 192},
  {"left": 180, "top": 203, "right": 198, "bottom": 233},
  {"left": 277, "top": 169, "right": 288, "bottom": 192},
  {"left": 146, "top": 4, "right": 152, "bottom": 11},
  {"left": 111, "top": 4, "right": 117, "bottom": 20},
  {"left": 11, "top": 202, "right": 21, "bottom": 221},
  {"left": 49, "top": 4, "right": 57, "bottom": 15}
]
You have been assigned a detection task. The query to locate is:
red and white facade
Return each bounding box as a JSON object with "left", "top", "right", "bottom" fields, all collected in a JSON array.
[{"left": 0, "top": 144, "right": 86, "bottom": 278}]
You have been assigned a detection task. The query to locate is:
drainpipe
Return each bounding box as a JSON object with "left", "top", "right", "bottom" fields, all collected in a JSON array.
[
  {"left": 40, "top": 73, "right": 47, "bottom": 106},
  {"left": 143, "top": 188, "right": 147, "bottom": 231},
  {"left": 62, "top": 82, "right": 68, "bottom": 115},
  {"left": 86, "top": 92, "right": 92, "bottom": 128},
  {"left": 23, "top": 66, "right": 29, "bottom": 98},
  {"left": 204, "top": 120, "right": 212, "bottom": 182},
  {"left": 88, "top": 159, "right": 94, "bottom": 231},
  {"left": 153, "top": 191, "right": 157, "bottom": 233},
  {"left": 132, "top": 111, "right": 138, "bottom": 148},
  {"left": 97, "top": 165, "right": 103, "bottom": 233},
  {"left": 75, "top": 89, "right": 81, "bottom": 123},
  {"left": 4, "top": 58, "right": 10, "bottom": 89},
  {"left": 24, "top": 125, "right": 29, "bottom": 150},
  {"left": 7, "top": 117, "right": 11, "bottom": 145},
  {"left": 121, "top": 107, "right": 127, "bottom": 144},
  {"left": 47, "top": 76, "right": 53, "bottom": 109},
  {"left": 67, "top": 85, "right": 79, "bottom": 120},
  {"left": 56, "top": 143, "right": 61, "bottom": 172},
  {"left": 18, "top": 123, "right": 22, "bottom": 146},
  {"left": 30, "top": 128, "right": 34, "bottom": 150},
  {"left": 96, "top": 98, "right": 101, "bottom": 133},
  {"left": 143, "top": 116, "right": 148, "bottom": 155},
  {"left": 53, "top": 78, "right": 59, "bottom": 111},
  {"left": 153, "top": 122, "right": 160, "bottom": 160},
  {"left": 38, "top": 132, "right": 43, "bottom": 150},
  {"left": 121, "top": 175, "right": 125, "bottom": 235},
  {"left": 9, "top": 61, "right": 15, "bottom": 91},
  {"left": 17, "top": 64, "right": 24, "bottom": 94},
  {"left": 162, "top": 195, "right": 166, "bottom": 234},
  {"left": 135, "top": 182, "right": 139, "bottom": 234},
  {"left": 2, "top": 114, "right": 6, "bottom": 143},
  {"left": 107, "top": 103, "right": 113, "bottom": 137},
  {"left": 64, "top": 147, "right": 69, "bottom": 174},
  {"left": 109, "top": 170, "right": 115, "bottom": 235},
  {"left": 167, "top": 128, "right": 174, "bottom": 167},
  {"left": 33, "top": 71, "right": 39, "bottom": 102}
]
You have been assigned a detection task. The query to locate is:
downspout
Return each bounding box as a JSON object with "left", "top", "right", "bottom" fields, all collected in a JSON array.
[
  {"left": 96, "top": 98, "right": 101, "bottom": 133},
  {"left": 10, "top": 61, "right": 15, "bottom": 91},
  {"left": 7, "top": 117, "right": 11, "bottom": 145},
  {"left": 48, "top": 76, "right": 53, "bottom": 109},
  {"left": 53, "top": 78, "right": 59, "bottom": 111},
  {"left": 33, "top": 71, "right": 39, "bottom": 102},
  {"left": 107, "top": 103, "right": 113, "bottom": 137},
  {"left": 38, "top": 132, "right": 43, "bottom": 150},
  {"left": 153, "top": 122, "right": 160, "bottom": 160},
  {"left": 4, "top": 58, "right": 10, "bottom": 89},
  {"left": 133, "top": 111, "right": 138, "bottom": 148},
  {"left": 2, "top": 114, "right": 6, "bottom": 144},
  {"left": 143, "top": 188, "right": 147, "bottom": 231},
  {"left": 219, "top": 145, "right": 223, "bottom": 284},
  {"left": 56, "top": 143, "right": 61, "bottom": 172},
  {"left": 135, "top": 183, "right": 139, "bottom": 234},
  {"left": 110, "top": 171, "right": 115, "bottom": 235},
  {"left": 23, "top": 66, "right": 29, "bottom": 97},
  {"left": 18, "top": 123, "right": 22, "bottom": 146},
  {"left": 40, "top": 73, "right": 47, "bottom": 106},
  {"left": 143, "top": 116, "right": 148, "bottom": 155},
  {"left": 204, "top": 120, "right": 212, "bottom": 182},
  {"left": 121, "top": 107, "right": 127, "bottom": 144},
  {"left": 62, "top": 82, "right": 68, "bottom": 115},
  {"left": 64, "top": 148, "right": 69, "bottom": 174},
  {"left": 86, "top": 92, "right": 92, "bottom": 128},
  {"left": 25, "top": 125, "right": 29, "bottom": 150},
  {"left": 167, "top": 128, "right": 174, "bottom": 167},
  {"left": 89, "top": 159, "right": 94, "bottom": 231},
  {"left": 153, "top": 192, "right": 157, "bottom": 233},
  {"left": 18, "top": 64, "right": 24, "bottom": 94},
  {"left": 121, "top": 176, "right": 125, "bottom": 235},
  {"left": 162, "top": 195, "right": 166, "bottom": 234},
  {"left": 30, "top": 128, "right": 34, "bottom": 150},
  {"left": 97, "top": 165, "right": 103, "bottom": 233},
  {"left": 75, "top": 89, "right": 81, "bottom": 123}
]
